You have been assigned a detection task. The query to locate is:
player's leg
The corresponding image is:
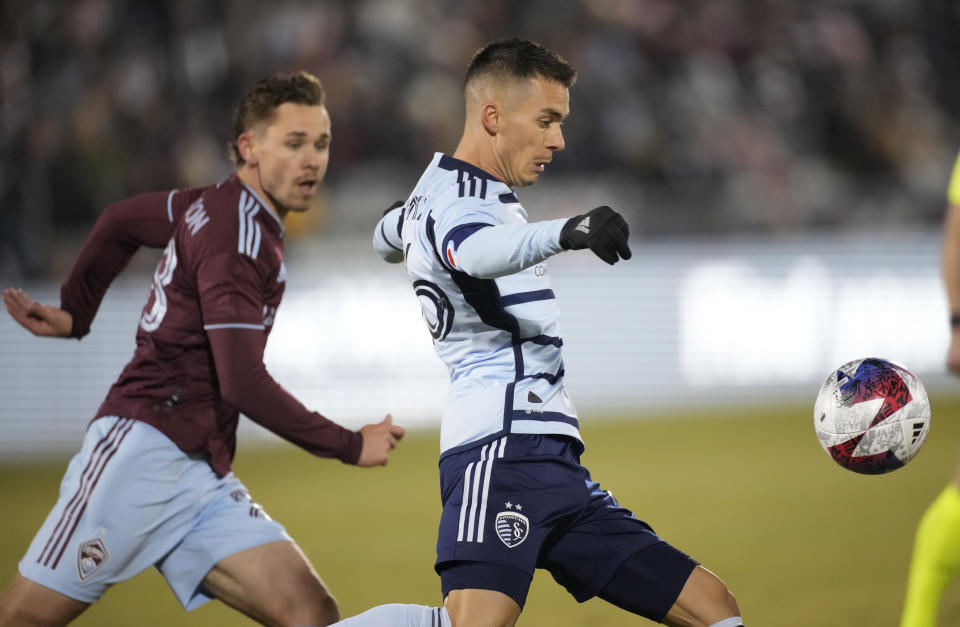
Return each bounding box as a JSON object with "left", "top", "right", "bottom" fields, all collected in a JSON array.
[
  {"left": 542, "top": 473, "right": 741, "bottom": 626},
  {"left": 201, "top": 540, "right": 339, "bottom": 626},
  {"left": 331, "top": 565, "right": 522, "bottom": 627},
  {"left": 333, "top": 436, "right": 558, "bottom": 627},
  {"left": 654, "top": 564, "right": 740, "bottom": 627},
  {"left": 444, "top": 586, "right": 521, "bottom": 627},
  {"left": 436, "top": 435, "right": 605, "bottom": 627},
  {"left": 3, "top": 417, "right": 201, "bottom": 624},
  {"left": 0, "top": 575, "right": 89, "bottom": 627},
  {"left": 594, "top": 543, "right": 740, "bottom": 627},
  {"left": 900, "top": 463, "right": 960, "bottom": 627},
  {"left": 157, "top": 471, "right": 338, "bottom": 626}
]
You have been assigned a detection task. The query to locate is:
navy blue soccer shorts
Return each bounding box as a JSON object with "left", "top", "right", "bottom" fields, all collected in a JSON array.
[{"left": 435, "top": 434, "right": 698, "bottom": 620}]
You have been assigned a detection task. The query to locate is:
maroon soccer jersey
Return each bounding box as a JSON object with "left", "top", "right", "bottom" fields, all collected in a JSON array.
[{"left": 61, "top": 175, "right": 362, "bottom": 475}]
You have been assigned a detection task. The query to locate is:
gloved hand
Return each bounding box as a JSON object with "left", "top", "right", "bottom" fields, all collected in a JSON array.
[
  {"left": 383, "top": 200, "right": 405, "bottom": 217},
  {"left": 559, "top": 206, "right": 632, "bottom": 264}
]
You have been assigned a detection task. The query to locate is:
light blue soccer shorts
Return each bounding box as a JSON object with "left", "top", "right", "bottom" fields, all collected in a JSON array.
[{"left": 19, "top": 416, "right": 292, "bottom": 609}]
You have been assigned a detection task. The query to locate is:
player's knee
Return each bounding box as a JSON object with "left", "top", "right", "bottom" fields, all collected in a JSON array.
[
  {"left": 702, "top": 580, "right": 740, "bottom": 627},
  {"left": 266, "top": 581, "right": 339, "bottom": 627},
  {"left": 701, "top": 575, "right": 740, "bottom": 619},
  {"left": 721, "top": 586, "right": 740, "bottom": 618},
  {"left": 297, "top": 589, "right": 339, "bottom": 627}
]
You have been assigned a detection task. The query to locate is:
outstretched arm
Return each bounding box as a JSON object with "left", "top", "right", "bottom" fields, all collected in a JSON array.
[
  {"left": 207, "top": 326, "right": 405, "bottom": 466},
  {"left": 452, "top": 206, "right": 632, "bottom": 279},
  {"left": 197, "top": 249, "right": 405, "bottom": 466},
  {"left": 4, "top": 191, "right": 195, "bottom": 339},
  {"left": 59, "top": 190, "right": 199, "bottom": 338}
]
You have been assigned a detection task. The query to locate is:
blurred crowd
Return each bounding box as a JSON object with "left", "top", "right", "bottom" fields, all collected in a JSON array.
[{"left": 2, "top": 0, "right": 959, "bottom": 278}]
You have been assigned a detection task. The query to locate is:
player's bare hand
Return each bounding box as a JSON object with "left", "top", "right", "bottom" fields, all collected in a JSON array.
[
  {"left": 356, "top": 414, "right": 406, "bottom": 467},
  {"left": 947, "top": 330, "right": 960, "bottom": 376},
  {"left": 2, "top": 288, "right": 73, "bottom": 338}
]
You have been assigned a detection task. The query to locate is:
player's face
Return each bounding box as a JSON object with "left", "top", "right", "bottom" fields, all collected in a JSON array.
[
  {"left": 496, "top": 76, "right": 568, "bottom": 187},
  {"left": 253, "top": 102, "right": 331, "bottom": 215}
]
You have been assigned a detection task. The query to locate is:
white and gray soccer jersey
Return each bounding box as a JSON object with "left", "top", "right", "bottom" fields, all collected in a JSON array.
[{"left": 374, "top": 153, "right": 582, "bottom": 457}]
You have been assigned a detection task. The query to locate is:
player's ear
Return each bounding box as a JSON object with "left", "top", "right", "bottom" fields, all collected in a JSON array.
[
  {"left": 480, "top": 102, "right": 500, "bottom": 136},
  {"left": 236, "top": 131, "right": 258, "bottom": 166}
]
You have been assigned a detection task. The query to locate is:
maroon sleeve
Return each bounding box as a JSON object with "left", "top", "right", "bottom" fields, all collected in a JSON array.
[
  {"left": 196, "top": 251, "right": 363, "bottom": 463},
  {"left": 207, "top": 326, "right": 363, "bottom": 464},
  {"left": 60, "top": 189, "right": 202, "bottom": 339}
]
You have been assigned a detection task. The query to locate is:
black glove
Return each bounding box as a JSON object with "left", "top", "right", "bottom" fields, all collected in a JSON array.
[
  {"left": 382, "top": 200, "right": 405, "bottom": 217},
  {"left": 559, "top": 206, "right": 632, "bottom": 265}
]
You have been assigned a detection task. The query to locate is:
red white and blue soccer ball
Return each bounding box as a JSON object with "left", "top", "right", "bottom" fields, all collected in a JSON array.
[{"left": 814, "top": 358, "right": 931, "bottom": 474}]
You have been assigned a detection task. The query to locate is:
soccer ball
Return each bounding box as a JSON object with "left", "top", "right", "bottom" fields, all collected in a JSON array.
[{"left": 813, "top": 358, "right": 931, "bottom": 474}]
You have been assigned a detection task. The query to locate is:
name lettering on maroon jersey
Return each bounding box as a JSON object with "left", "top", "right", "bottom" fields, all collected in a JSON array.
[
  {"left": 238, "top": 190, "right": 262, "bottom": 259},
  {"left": 184, "top": 198, "right": 210, "bottom": 236}
]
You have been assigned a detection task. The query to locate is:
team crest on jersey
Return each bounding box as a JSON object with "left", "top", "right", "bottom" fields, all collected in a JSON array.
[
  {"left": 413, "top": 280, "right": 454, "bottom": 340},
  {"left": 495, "top": 511, "right": 529, "bottom": 548},
  {"left": 77, "top": 538, "right": 109, "bottom": 581}
]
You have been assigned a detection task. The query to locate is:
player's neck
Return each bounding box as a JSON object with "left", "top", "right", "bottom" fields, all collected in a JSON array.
[
  {"left": 236, "top": 166, "right": 287, "bottom": 221},
  {"left": 452, "top": 136, "right": 508, "bottom": 185}
]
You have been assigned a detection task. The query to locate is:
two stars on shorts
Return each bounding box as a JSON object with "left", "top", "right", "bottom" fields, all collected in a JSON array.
[{"left": 504, "top": 501, "right": 523, "bottom": 511}]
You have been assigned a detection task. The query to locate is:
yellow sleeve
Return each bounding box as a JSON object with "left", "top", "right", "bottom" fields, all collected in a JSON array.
[{"left": 949, "top": 151, "right": 960, "bottom": 206}]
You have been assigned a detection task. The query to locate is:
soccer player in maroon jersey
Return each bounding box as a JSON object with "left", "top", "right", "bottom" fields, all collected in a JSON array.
[{"left": 0, "top": 71, "right": 405, "bottom": 627}]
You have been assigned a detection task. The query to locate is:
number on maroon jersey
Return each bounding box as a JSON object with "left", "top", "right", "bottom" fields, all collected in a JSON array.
[{"left": 140, "top": 239, "right": 177, "bottom": 332}]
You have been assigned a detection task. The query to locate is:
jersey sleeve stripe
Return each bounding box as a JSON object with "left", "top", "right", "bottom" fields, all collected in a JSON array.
[
  {"left": 426, "top": 213, "right": 453, "bottom": 270},
  {"left": 166, "top": 190, "right": 178, "bottom": 223},
  {"left": 238, "top": 192, "right": 250, "bottom": 254},
  {"left": 442, "top": 223, "right": 493, "bottom": 257},
  {"left": 380, "top": 220, "right": 402, "bottom": 251},
  {"left": 523, "top": 334, "right": 563, "bottom": 347},
  {"left": 237, "top": 191, "right": 262, "bottom": 258},
  {"left": 248, "top": 210, "right": 262, "bottom": 258},
  {"left": 204, "top": 323, "right": 265, "bottom": 330},
  {"left": 501, "top": 289, "right": 555, "bottom": 307},
  {"left": 522, "top": 368, "right": 565, "bottom": 385}
]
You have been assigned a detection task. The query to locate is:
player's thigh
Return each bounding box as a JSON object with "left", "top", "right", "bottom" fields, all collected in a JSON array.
[
  {"left": 18, "top": 417, "right": 211, "bottom": 605},
  {"left": 202, "top": 540, "right": 338, "bottom": 626},
  {"left": 445, "top": 588, "right": 521, "bottom": 627},
  {"left": 0, "top": 574, "right": 89, "bottom": 627},
  {"left": 155, "top": 474, "right": 311, "bottom": 614},
  {"left": 592, "top": 540, "right": 698, "bottom": 623},
  {"left": 661, "top": 565, "right": 740, "bottom": 627}
]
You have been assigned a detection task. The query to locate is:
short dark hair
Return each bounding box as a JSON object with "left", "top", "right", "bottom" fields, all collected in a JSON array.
[
  {"left": 464, "top": 38, "right": 577, "bottom": 90},
  {"left": 229, "top": 70, "right": 326, "bottom": 165}
]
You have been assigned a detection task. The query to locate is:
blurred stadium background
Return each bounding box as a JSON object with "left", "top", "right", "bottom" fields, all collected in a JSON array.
[{"left": 2, "top": 0, "right": 960, "bottom": 624}]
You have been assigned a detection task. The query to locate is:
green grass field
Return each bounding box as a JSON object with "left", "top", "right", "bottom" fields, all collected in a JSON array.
[{"left": 3, "top": 399, "right": 960, "bottom": 626}]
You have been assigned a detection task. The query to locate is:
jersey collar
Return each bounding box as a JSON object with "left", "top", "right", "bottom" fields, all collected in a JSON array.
[{"left": 437, "top": 153, "right": 506, "bottom": 185}]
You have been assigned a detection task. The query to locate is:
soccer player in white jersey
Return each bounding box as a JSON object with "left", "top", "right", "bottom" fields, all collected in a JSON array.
[{"left": 337, "top": 39, "right": 744, "bottom": 627}]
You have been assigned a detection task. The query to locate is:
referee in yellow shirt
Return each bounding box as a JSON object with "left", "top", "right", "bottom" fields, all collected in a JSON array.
[{"left": 901, "top": 152, "right": 960, "bottom": 626}]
